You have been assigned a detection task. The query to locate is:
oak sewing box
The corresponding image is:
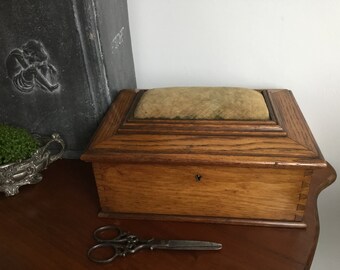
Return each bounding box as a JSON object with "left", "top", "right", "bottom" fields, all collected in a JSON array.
[{"left": 81, "top": 87, "right": 328, "bottom": 228}]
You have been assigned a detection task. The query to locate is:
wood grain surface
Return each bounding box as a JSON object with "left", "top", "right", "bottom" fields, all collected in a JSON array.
[
  {"left": 267, "top": 90, "right": 322, "bottom": 157},
  {"left": 87, "top": 90, "right": 136, "bottom": 150},
  {"left": 0, "top": 160, "right": 336, "bottom": 270},
  {"left": 94, "top": 163, "right": 307, "bottom": 222}
]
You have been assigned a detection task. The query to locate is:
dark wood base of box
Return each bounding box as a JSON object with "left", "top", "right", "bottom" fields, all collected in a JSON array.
[{"left": 98, "top": 212, "right": 307, "bottom": 229}]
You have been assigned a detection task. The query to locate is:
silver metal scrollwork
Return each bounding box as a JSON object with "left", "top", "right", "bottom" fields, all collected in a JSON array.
[{"left": 0, "top": 133, "right": 65, "bottom": 196}]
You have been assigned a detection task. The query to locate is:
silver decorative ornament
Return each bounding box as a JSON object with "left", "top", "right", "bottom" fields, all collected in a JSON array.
[{"left": 0, "top": 133, "right": 64, "bottom": 196}]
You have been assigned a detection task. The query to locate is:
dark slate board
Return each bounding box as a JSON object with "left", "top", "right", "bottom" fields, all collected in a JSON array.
[{"left": 0, "top": 0, "right": 136, "bottom": 158}]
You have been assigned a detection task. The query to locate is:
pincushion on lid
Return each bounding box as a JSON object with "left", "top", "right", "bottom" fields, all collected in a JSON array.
[{"left": 133, "top": 87, "right": 270, "bottom": 120}]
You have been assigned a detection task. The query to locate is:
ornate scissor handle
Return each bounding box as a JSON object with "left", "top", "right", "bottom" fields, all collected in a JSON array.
[
  {"left": 88, "top": 225, "right": 154, "bottom": 263},
  {"left": 88, "top": 242, "right": 122, "bottom": 264}
]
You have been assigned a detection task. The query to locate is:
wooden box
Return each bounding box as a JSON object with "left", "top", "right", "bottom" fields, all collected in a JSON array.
[{"left": 81, "top": 88, "right": 327, "bottom": 228}]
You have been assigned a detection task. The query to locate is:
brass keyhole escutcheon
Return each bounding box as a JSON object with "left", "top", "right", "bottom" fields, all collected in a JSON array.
[{"left": 195, "top": 174, "right": 202, "bottom": 182}]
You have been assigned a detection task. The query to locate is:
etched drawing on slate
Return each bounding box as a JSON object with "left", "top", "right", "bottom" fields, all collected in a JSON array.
[
  {"left": 0, "top": 0, "right": 136, "bottom": 158},
  {"left": 6, "top": 40, "right": 59, "bottom": 93}
]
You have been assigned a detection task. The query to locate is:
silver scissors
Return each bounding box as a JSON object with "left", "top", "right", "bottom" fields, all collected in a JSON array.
[{"left": 88, "top": 225, "right": 222, "bottom": 263}]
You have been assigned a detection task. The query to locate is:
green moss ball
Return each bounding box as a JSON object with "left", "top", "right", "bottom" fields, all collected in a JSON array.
[{"left": 0, "top": 124, "right": 39, "bottom": 165}]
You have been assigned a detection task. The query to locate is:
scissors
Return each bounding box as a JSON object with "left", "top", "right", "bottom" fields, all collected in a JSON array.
[{"left": 88, "top": 225, "right": 222, "bottom": 263}]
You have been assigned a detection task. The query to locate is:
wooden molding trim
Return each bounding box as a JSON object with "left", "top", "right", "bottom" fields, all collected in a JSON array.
[{"left": 82, "top": 89, "right": 326, "bottom": 169}]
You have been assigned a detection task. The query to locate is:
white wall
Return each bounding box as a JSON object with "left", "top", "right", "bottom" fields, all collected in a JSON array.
[{"left": 127, "top": 1, "right": 340, "bottom": 269}]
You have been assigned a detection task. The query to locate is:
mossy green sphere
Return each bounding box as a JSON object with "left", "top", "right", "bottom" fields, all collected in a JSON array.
[{"left": 0, "top": 124, "right": 39, "bottom": 165}]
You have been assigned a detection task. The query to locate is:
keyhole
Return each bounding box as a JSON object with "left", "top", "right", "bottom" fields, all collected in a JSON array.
[{"left": 195, "top": 174, "right": 202, "bottom": 182}]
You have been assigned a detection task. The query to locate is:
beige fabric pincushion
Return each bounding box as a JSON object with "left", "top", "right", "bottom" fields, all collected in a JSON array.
[{"left": 134, "top": 87, "right": 270, "bottom": 120}]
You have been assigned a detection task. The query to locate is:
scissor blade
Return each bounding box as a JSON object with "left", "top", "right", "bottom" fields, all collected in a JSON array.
[{"left": 151, "top": 240, "right": 222, "bottom": 251}]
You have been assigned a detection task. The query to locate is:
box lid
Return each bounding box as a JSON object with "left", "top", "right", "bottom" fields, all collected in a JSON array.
[{"left": 81, "top": 88, "right": 326, "bottom": 169}]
